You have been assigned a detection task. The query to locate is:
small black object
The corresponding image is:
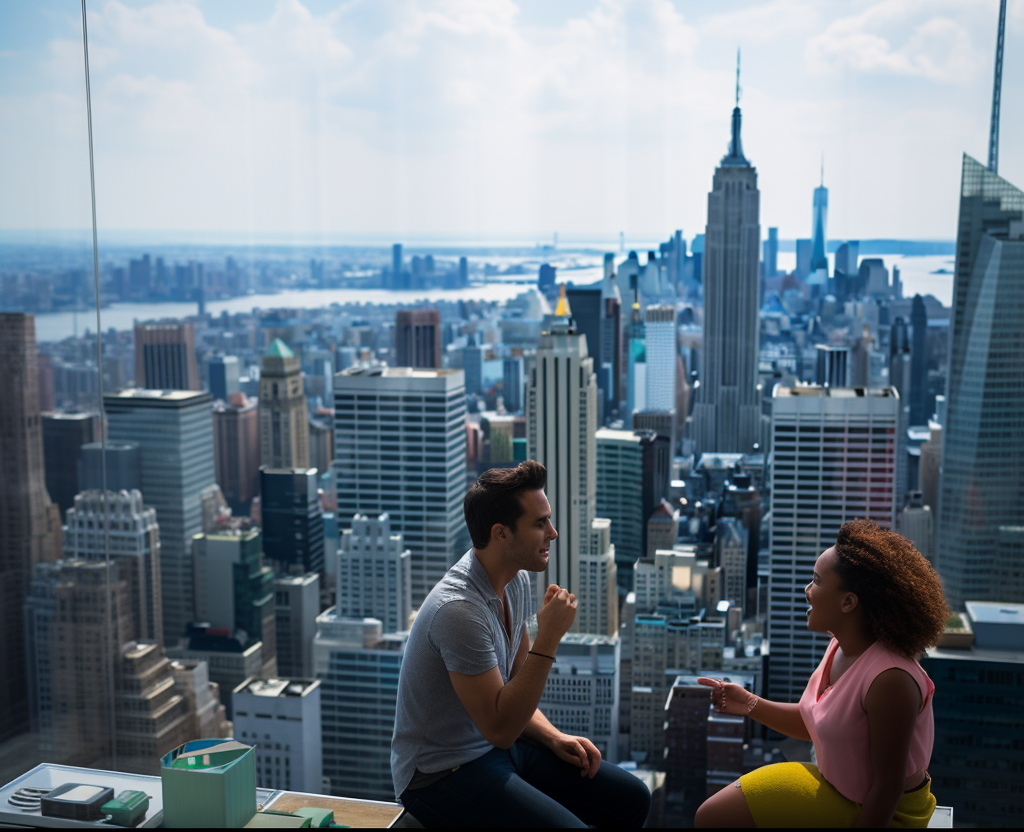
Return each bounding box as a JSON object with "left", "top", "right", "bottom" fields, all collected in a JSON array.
[{"left": 40, "top": 783, "right": 115, "bottom": 821}]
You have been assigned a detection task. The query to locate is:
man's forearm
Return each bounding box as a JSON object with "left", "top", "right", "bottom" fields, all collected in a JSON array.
[{"left": 521, "top": 707, "right": 560, "bottom": 746}]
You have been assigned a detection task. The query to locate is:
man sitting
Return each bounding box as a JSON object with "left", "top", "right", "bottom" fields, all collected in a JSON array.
[{"left": 392, "top": 460, "right": 651, "bottom": 828}]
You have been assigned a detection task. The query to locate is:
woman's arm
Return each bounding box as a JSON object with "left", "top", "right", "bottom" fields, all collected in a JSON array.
[
  {"left": 697, "top": 678, "right": 810, "bottom": 740},
  {"left": 855, "top": 668, "right": 922, "bottom": 828}
]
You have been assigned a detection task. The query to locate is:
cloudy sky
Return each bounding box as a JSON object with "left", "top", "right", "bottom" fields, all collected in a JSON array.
[{"left": 1, "top": 0, "right": 1021, "bottom": 242}]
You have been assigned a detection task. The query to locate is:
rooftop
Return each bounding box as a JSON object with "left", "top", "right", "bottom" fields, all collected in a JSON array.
[
  {"left": 236, "top": 678, "right": 319, "bottom": 699},
  {"left": 774, "top": 385, "right": 896, "bottom": 399}
]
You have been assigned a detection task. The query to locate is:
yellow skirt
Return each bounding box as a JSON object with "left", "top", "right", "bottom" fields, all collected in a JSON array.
[{"left": 739, "top": 762, "right": 936, "bottom": 828}]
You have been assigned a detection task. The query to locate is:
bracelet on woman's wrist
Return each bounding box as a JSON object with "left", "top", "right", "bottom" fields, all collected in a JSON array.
[
  {"left": 746, "top": 695, "right": 759, "bottom": 714},
  {"left": 528, "top": 650, "right": 556, "bottom": 661}
]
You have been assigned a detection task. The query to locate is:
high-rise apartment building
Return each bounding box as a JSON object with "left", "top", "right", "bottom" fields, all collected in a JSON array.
[
  {"left": 337, "top": 513, "right": 412, "bottom": 634},
  {"left": 394, "top": 309, "right": 442, "bottom": 369},
  {"left": 935, "top": 156, "right": 1024, "bottom": 607},
  {"left": 192, "top": 529, "right": 276, "bottom": 677},
  {"left": 691, "top": 90, "right": 761, "bottom": 456},
  {"left": 596, "top": 429, "right": 670, "bottom": 595},
  {"left": 767, "top": 386, "right": 899, "bottom": 703},
  {"left": 0, "top": 312, "right": 63, "bottom": 742},
  {"left": 313, "top": 613, "right": 406, "bottom": 800},
  {"left": 64, "top": 488, "right": 163, "bottom": 645},
  {"left": 273, "top": 572, "right": 319, "bottom": 678},
  {"left": 260, "top": 467, "right": 325, "bottom": 577},
  {"left": 334, "top": 366, "right": 468, "bottom": 607},
  {"left": 260, "top": 339, "right": 310, "bottom": 469},
  {"left": 41, "top": 411, "right": 98, "bottom": 518},
  {"left": 233, "top": 678, "right": 323, "bottom": 793},
  {"left": 105, "top": 388, "right": 216, "bottom": 643},
  {"left": 133, "top": 322, "right": 200, "bottom": 390},
  {"left": 527, "top": 288, "right": 618, "bottom": 636},
  {"left": 213, "top": 392, "right": 260, "bottom": 515}
]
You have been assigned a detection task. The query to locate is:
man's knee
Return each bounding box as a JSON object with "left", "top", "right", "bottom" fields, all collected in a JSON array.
[{"left": 609, "top": 767, "right": 653, "bottom": 825}]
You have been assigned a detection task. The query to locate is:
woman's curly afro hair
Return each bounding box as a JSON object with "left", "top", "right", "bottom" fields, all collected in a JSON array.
[{"left": 832, "top": 519, "right": 949, "bottom": 658}]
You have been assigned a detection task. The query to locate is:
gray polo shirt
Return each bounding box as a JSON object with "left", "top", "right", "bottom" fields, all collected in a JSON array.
[{"left": 391, "top": 549, "right": 532, "bottom": 797}]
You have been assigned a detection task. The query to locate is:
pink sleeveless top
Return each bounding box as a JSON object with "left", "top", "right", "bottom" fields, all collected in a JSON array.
[{"left": 798, "top": 638, "right": 935, "bottom": 803}]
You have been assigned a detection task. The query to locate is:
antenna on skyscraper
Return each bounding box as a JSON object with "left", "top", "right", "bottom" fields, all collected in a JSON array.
[
  {"left": 736, "top": 48, "right": 741, "bottom": 107},
  {"left": 988, "top": 0, "right": 1007, "bottom": 173},
  {"left": 820, "top": 154, "right": 824, "bottom": 187}
]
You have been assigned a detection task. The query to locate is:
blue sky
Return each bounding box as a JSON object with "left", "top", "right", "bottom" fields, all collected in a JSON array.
[{"left": 1, "top": 0, "right": 1021, "bottom": 241}]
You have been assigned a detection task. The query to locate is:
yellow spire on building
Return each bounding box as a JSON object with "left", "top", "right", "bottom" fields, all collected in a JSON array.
[{"left": 554, "top": 283, "right": 571, "bottom": 317}]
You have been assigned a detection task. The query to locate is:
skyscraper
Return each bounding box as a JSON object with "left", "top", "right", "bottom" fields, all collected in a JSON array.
[
  {"left": 0, "top": 313, "right": 63, "bottom": 741},
  {"left": 768, "top": 386, "right": 899, "bottom": 703},
  {"left": 133, "top": 322, "right": 200, "bottom": 390},
  {"left": 334, "top": 366, "right": 468, "bottom": 606},
  {"left": 259, "top": 467, "right": 325, "bottom": 577},
  {"left": 64, "top": 488, "right": 163, "bottom": 645},
  {"left": 394, "top": 309, "right": 442, "bottom": 369},
  {"left": 691, "top": 73, "right": 761, "bottom": 456},
  {"left": 810, "top": 163, "right": 829, "bottom": 274},
  {"left": 337, "top": 513, "right": 412, "bottom": 635},
  {"left": 936, "top": 155, "right": 1024, "bottom": 607},
  {"left": 909, "top": 295, "right": 930, "bottom": 426},
  {"left": 273, "top": 572, "right": 319, "bottom": 678},
  {"left": 208, "top": 354, "right": 241, "bottom": 402},
  {"left": 566, "top": 255, "right": 622, "bottom": 422},
  {"left": 626, "top": 288, "right": 646, "bottom": 424},
  {"left": 213, "top": 393, "right": 260, "bottom": 516},
  {"left": 105, "top": 388, "right": 216, "bottom": 642},
  {"left": 527, "top": 286, "right": 618, "bottom": 636},
  {"left": 643, "top": 305, "right": 677, "bottom": 411},
  {"left": 41, "top": 410, "right": 98, "bottom": 518},
  {"left": 762, "top": 227, "right": 779, "bottom": 278},
  {"left": 259, "top": 339, "right": 310, "bottom": 469}
]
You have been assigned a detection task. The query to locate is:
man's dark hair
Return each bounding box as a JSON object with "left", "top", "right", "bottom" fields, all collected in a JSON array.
[{"left": 464, "top": 460, "right": 547, "bottom": 549}]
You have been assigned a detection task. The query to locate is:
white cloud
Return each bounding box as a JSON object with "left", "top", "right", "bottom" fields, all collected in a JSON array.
[{"left": 806, "top": 0, "right": 984, "bottom": 82}]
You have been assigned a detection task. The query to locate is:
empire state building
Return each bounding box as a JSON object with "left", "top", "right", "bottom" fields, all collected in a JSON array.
[{"left": 691, "top": 68, "right": 762, "bottom": 456}]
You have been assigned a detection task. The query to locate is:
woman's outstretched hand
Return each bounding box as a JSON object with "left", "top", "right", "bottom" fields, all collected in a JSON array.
[{"left": 697, "top": 677, "right": 757, "bottom": 716}]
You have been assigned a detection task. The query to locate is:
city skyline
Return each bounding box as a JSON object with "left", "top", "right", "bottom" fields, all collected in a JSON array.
[{"left": 1, "top": 0, "right": 1022, "bottom": 241}]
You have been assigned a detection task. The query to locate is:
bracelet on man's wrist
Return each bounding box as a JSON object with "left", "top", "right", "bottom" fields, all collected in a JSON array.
[{"left": 528, "top": 650, "right": 556, "bottom": 661}]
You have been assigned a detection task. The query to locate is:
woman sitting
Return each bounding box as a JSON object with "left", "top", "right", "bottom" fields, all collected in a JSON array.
[{"left": 696, "top": 519, "right": 949, "bottom": 828}]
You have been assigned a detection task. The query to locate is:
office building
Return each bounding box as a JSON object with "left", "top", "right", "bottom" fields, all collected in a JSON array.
[
  {"left": 538, "top": 634, "right": 620, "bottom": 762},
  {"left": 337, "top": 513, "right": 412, "bottom": 635},
  {"left": 922, "top": 601, "right": 1024, "bottom": 827},
  {"left": 133, "top": 322, "right": 200, "bottom": 390},
  {"left": 762, "top": 227, "right": 778, "bottom": 278},
  {"left": 274, "top": 572, "right": 319, "bottom": 678},
  {"left": 394, "top": 309, "right": 442, "bottom": 369},
  {"left": 233, "top": 678, "right": 323, "bottom": 793},
  {"left": 527, "top": 287, "right": 618, "bottom": 636},
  {"left": 192, "top": 529, "right": 276, "bottom": 677},
  {"left": 462, "top": 340, "right": 486, "bottom": 397},
  {"left": 105, "top": 388, "right": 216, "bottom": 643},
  {"left": 810, "top": 169, "right": 829, "bottom": 274},
  {"left": 334, "top": 366, "right": 468, "bottom": 607},
  {"left": 691, "top": 86, "right": 761, "bottom": 456},
  {"left": 935, "top": 156, "right": 1024, "bottom": 607},
  {"left": 79, "top": 441, "right": 142, "bottom": 492},
  {"left": 566, "top": 258, "right": 622, "bottom": 422},
  {"left": 41, "top": 411, "right": 98, "bottom": 518},
  {"left": 644, "top": 306, "right": 677, "bottom": 412},
  {"left": 313, "top": 612, "right": 406, "bottom": 801},
  {"left": 260, "top": 467, "right": 325, "bottom": 577},
  {"left": 909, "top": 295, "right": 930, "bottom": 426},
  {"left": 899, "top": 491, "right": 933, "bottom": 562},
  {"left": 260, "top": 339, "right": 310, "bottom": 469},
  {"left": 596, "top": 429, "right": 670, "bottom": 594},
  {"left": 208, "top": 354, "right": 241, "bottom": 401},
  {"left": 64, "top": 488, "right": 163, "bottom": 645},
  {"left": 0, "top": 313, "right": 63, "bottom": 742},
  {"left": 626, "top": 289, "right": 646, "bottom": 424},
  {"left": 714, "top": 516, "right": 749, "bottom": 613},
  {"left": 213, "top": 393, "right": 260, "bottom": 515},
  {"left": 502, "top": 355, "right": 525, "bottom": 413},
  {"left": 169, "top": 658, "right": 231, "bottom": 744},
  {"left": 767, "top": 386, "right": 899, "bottom": 703}
]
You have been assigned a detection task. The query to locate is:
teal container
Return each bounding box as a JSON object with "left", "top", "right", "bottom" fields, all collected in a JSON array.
[{"left": 160, "top": 739, "right": 256, "bottom": 828}]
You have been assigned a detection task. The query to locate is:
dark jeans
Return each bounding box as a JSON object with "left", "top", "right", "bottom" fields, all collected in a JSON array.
[{"left": 401, "top": 740, "right": 652, "bottom": 828}]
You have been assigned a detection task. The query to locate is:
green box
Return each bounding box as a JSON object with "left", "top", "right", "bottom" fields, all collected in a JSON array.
[{"left": 160, "top": 739, "right": 256, "bottom": 828}]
